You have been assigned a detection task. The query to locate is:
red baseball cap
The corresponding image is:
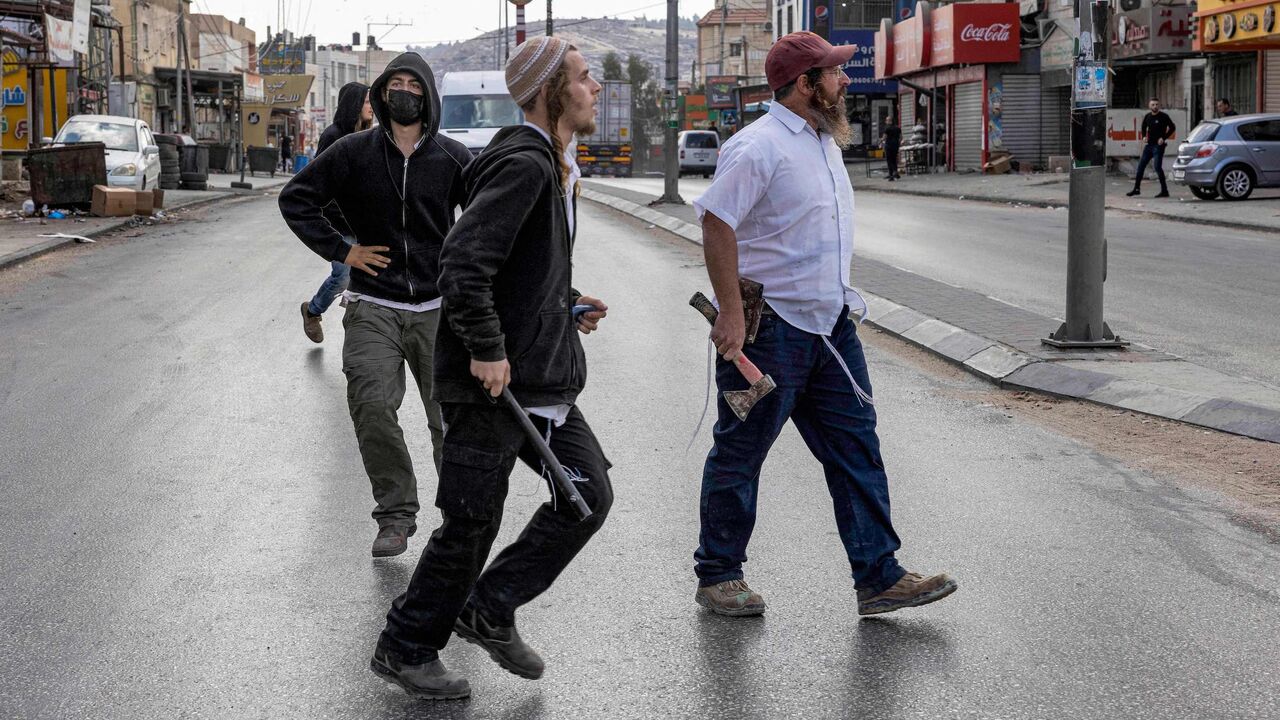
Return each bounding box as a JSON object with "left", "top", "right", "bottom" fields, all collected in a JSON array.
[{"left": 765, "top": 31, "right": 856, "bottom": 91}]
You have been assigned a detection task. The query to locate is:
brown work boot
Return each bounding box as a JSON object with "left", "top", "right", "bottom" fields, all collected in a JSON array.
[
  {"left": 695, "top": 579, "right": 766, "bottom": 617},
  {"left": 857, "top": 571, "right": 958, "bottom": 616},
  {"left": 372, "top": 524, "right": 415, "bottom": 558},
  {"left": 369, "top": 644, "right": 470, "bottom": 700},
  {"left": 300, "top": 302, "right": 323, "bottom": 343}
]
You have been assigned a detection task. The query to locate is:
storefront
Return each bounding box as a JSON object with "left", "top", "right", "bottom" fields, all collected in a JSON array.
[
  {"left": 830, "top": 28, "right": 899, "bottom": 156},
  {"left": 241, "top": 74, "right": 313, "bottom": 151},
  {"left": 875, "top": 1, "right": 1023, "bottom": 171},
  {"left": 1195, "top": 0, "right": 1280, "bottom": 112}
]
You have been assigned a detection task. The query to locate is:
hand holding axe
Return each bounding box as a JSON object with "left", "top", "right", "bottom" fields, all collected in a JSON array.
[{"left": 690, "top": 292, "right": 777, "bottom": 421}]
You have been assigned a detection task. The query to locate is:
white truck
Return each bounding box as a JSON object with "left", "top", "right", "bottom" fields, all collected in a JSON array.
[{"left": 439, "top": 71, "right": 524, "bottom": 158}]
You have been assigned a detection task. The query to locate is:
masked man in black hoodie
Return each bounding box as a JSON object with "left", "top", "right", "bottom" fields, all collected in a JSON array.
[
  {"left": 299, "top": 81, "right": 371, "bottom": 343},
  {"left": 370, "top": 38, "right": 610, "bottom": 700},
  {"left": 279, "top": 54, "right": 472, "bottom": 558}
]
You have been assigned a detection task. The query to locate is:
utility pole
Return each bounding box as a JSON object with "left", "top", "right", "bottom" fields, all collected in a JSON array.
[
  {"left": 547, "top": 0, "right": 553, "bottom": 36},
  {"left": 658, "top": 0, "right": 683, "bottom": 204},
  {"left": 364, "top": 19, "right": 412, "bottom": 83},
  {"left": 176, "top": 0, "right": 185, "bottom": 132},
  {"left": 719, "top": 0, "right": 727, "bottom": 76},
  {"left": 1044, "top": 0, "right": 1128, "bottom": 348},
  {"left": 514, "top": 0, "right": 528, "bottom": 45},
  {"left": 180, "top": 0, "right": 195, "bottom": 133}
]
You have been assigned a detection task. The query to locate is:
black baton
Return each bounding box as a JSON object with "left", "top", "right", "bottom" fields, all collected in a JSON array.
[{"left": 499, "top": 387, "right": 593, "bottom": 520}]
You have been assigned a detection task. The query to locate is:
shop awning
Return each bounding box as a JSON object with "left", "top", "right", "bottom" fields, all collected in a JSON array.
[
  {"left": 1194, "top": 0, "right": 1280, "bottom": 51},
  {"left": 874, "top": 1, "right": 1022, "bottom": 80}
]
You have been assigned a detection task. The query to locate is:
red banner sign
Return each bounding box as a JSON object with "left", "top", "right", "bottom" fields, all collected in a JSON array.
[{"left": 876, "top": 1, "right": 1021, "bottom": 78}]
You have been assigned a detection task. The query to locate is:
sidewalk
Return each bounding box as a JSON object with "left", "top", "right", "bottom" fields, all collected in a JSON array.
[
  {"left": 845, "top": 162, "right": 1280, "bottom": 233},
  {"left": 0, "top": 172, "right": 292, "bottom": 271},
  {"left": 582, "top": 178, "right": 1280, "bottom": 444}
]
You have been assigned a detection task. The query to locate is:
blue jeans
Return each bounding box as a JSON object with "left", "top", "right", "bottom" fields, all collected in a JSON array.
[
  {"left": 1134, "top": 143, "right": 1167, "bottom": 192},
  {"left": 696, "top": 308, "right": 906, "bottom": 596},
  {"left": 307, "top": 237, "right": 353, "bottom": 316}
]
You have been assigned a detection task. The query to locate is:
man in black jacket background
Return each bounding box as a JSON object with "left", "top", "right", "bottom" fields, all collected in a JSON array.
[
  {"left": 370, "top": 37, "right": 611, "bottom": 700},
  {"left": 1127, "top": 97, "right": 1176, "bottom": 198},
  {"left": 279, "top": 53, "right": 472, "bottom": 558},
  {"left": 299, "top": 81, "right": 370, "bottom": 343}
]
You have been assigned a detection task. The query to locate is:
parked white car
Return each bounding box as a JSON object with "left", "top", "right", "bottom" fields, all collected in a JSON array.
[
  {"left": 51, "top": 115, "right": 161, "bottom": 191},
  {"left": 678, "top": 130, "right": 720, "bottom": 177}
]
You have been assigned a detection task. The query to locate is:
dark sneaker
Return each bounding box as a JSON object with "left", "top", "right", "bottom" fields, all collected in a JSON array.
[
  {"left": 857, "top": 571, "right": 958, "bottom": 616},
  {"left": 301, "top": 302, "right": 323, "bottom": 343},
  {"left": 1126, "top": 189, "right": 1140, "bottom": 197},
  {"left": 1154, "top": 190, "right": 1170, "bottom": 198},
  {"left": 695, "top": 579, "right": 766, "bottom": 617},
  {"left": 369, "top": 645, "right": 470, "bottom": 700},
  {"left": 372, "top": 525, "right": 415, "bottom": 558},
  {"left": 453, "top": 605, "right": 545, "bottom": 679}
]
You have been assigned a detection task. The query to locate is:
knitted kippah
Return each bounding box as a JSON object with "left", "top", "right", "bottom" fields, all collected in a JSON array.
[{"left": 506, "top": 37, "right": 572, "bottom": 107}]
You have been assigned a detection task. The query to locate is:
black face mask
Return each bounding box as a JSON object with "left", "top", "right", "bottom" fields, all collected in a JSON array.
[{"left": 386, "top": 89, "right": 423, "bottom": 125}]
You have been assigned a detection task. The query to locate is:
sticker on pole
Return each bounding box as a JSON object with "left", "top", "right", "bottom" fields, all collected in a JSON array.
[{"left": 1073, "top": 63, "right": 1107, "bottom": 108}]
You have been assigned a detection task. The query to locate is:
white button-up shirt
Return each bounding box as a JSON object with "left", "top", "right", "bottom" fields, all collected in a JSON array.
[{"left": 693, "top": 102, "right": 865, "bottom": 336}]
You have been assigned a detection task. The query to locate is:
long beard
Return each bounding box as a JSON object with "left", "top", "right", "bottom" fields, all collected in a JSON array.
[
  {"left": 577, "top": 116, "right": 597, "bottom": 136},
  {"left": 811, "top": 86, "right": 853, "bottom": 149}
]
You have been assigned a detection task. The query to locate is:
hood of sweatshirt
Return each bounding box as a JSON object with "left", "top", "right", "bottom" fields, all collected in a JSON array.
[
  {"left": 463, "top": 124, "right": 556, "bottom": 188},
  {"left": 369, "top": 52, "right": 441, "bottom": 137},
  {"left": 332, "top": 82, "right": 369, "bottom": 134}
]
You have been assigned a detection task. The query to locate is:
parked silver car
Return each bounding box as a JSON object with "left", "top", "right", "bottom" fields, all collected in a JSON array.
[{"left": 1173, "top": 114, "right": 1280, "bottom": 201}]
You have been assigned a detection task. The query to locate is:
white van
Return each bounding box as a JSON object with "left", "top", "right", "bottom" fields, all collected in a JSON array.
[
  {"left": 678, "top": 130, "right": 720, "bottom": 177},
  {"left": 439, "top": 71, "right": 524, "bottom": 157}
]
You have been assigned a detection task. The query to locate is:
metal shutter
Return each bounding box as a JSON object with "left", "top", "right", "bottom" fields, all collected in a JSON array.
[
  {"left": 1213, "top": 57, "right": 1256, "bottom": 114},
  {"left": 1266, "top": 52, "right": 1280, "bottom": 113},
  {"left": 900, "top": 89, "right": 915, "bottom": 130},
  {"left": 1039, "top": 84, "right": 1071, "bottom": 160},
  {"left": 953, "top": 82, "right": 984, "bottom": 171},
  {"left": 1001, "top": 75, "right": 1042, "bottom": 170}
]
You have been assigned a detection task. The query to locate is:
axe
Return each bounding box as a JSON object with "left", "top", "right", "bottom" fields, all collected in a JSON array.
[{"left": 690, "top": 292, "right": 777, "bottom": 421}]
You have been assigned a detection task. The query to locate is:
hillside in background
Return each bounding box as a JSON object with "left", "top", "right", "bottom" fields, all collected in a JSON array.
[{"left": 412, "top": 17, "right": 698, "bottom": 79}]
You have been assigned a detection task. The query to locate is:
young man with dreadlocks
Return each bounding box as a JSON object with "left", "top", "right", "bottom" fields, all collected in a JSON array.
[
  {"left": 370, "top": 37, "right": 611, "bottom": 700},
  {"left": 691, "top": 32, "right": 958, "bottom": 618}
]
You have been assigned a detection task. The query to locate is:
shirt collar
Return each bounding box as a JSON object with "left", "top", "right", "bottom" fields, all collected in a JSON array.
[
  {"left": 523, "top": 121, "right": 578, "bottom": 167},
  {"left": 769, "top": 102, "right": 813, "bottom": 135}
]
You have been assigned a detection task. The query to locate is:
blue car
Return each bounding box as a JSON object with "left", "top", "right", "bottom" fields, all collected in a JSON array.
[{"left": 1172, "top": 114, "right": 1280, "bottom": 201}]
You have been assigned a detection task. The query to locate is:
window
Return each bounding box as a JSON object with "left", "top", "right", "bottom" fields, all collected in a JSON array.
[
  {"left": 787, "top": 6, "right": 794, "bottom": 34},
  {"left": 142, "top": 23, "right": 150, "bottom": 51},
  {"left": 56, "top": 121, "right": 140, "bottom": 151},
  {"left": 729, "top": 43, "right": 743, "bottom": 57},
  {"left": 1238, "top": 121, "right": 1280, "bottom": 142},
  {"left": 777, "top": 9, "right": 783, "bottom": 39},
  {"left": 834, "top": 0, "right": 893, "bottom": 29},
  {"left": 685, "top": 132, "right": 719, "bottom": 149},
  {"left": 1186, "top": 122, "right": 1219, "bottom": 144},
  {"left": 440, "top": 94, "right": 524, "bottom": 129}
]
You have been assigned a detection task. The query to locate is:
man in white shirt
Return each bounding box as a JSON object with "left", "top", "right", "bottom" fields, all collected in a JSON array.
[{"left": 692, "top": 32, "right": 957, "bottom": 618}]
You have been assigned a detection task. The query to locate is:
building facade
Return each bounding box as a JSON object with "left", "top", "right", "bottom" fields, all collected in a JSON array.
[{"left": 696, "top": 0, "right": 772, "bottom": 88}]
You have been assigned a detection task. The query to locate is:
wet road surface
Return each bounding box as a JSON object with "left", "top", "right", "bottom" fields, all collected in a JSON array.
[{"left": 1, "top": 195, "right": 1278, "bottom": 719}]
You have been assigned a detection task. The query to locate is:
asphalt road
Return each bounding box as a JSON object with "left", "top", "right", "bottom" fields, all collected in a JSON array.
[
  {"left": 1, "top": 195, "right": 1278, "bottom": 719},
  {"left": 595, "top": 175, "right": 1280, "bottom": 389}
]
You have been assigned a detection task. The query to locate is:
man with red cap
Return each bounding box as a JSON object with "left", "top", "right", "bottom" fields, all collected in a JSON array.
[{"left": 691, "top": 32, "right": 957, "bottom": 618}]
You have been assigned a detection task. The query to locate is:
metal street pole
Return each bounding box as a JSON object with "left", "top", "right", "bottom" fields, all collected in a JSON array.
[
  {"left": 658, "top": 0, "right": 684, "bottom": 204},
  {"left": 1044, "top": 0, "right": 1128, "bottom": 349},
  {"left": 547, "top": 0, "right": 553, "bottom": 36}
]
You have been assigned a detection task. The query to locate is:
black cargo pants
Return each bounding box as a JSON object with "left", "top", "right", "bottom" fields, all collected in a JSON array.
[{"left": 379, "top": 401, "right": 613, "bottom": 662}]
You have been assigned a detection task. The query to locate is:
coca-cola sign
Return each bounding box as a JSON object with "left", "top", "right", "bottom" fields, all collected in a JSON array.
[{"left": 960, "top": 23, "right": 1013, "bottom": 42}]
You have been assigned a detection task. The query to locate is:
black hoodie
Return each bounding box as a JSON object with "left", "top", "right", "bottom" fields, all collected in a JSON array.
[
  {"left": 278, "top": 53, "right": 472, "bottom": 304},
  {"left": 434, "top": 125, "right": 585, "bottom": 407},
  {"left": 315, "top": 81, "right": 367, "bottom": 237}
]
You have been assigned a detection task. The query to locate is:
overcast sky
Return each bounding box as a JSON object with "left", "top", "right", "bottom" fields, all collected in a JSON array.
[{"left": 199, "top": 0, "right": 718, "bottom": 49}]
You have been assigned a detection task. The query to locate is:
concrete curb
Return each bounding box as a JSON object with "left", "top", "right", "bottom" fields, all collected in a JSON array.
[
  {"left": 0, "top": 189, "right": 255, "bottom": 272},
  {"left": 849, "top": 183, "right": 1280, "bottom": 236},
  {"left": 581, "top": 186, "right": 1280, "bottom": 444}
]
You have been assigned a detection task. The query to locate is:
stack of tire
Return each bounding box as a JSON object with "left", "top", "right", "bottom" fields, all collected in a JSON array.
[
  {"left": 178, "top": 136, "right": 209, "bottom": 191},
  {"left": 156, "top": 135, "right": 181, "bottom": 190}
]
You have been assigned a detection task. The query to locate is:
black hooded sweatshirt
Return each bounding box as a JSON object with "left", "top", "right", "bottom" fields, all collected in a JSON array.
[
  {"left": 434, "top": 125, "right": 585, "bottom": 407},
  {"left": 278, "top": 53, "right": 472, "bottom": 304},
  {"left": 315, "top": 81, "right": 367, "bottom": 237}
]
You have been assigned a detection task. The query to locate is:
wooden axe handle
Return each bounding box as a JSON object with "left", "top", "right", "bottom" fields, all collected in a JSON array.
[{"left": 689, "top": 292, "right": 767, "bottom": 385}]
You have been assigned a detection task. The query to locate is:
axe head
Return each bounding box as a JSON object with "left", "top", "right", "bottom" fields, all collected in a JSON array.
[{"left": 723, "top": 374, "right": 777, "bottom": 421}]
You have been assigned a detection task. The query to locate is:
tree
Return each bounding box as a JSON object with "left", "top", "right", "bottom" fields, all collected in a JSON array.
[
  {"left": 625, "top": 54, "right": 650, "bottom": 86},
  {"left": 602, "top": 52, "right": 624, "bottom": 81}
]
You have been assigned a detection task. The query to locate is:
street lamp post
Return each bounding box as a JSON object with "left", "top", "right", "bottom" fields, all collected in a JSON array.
[
  {"left": 658, "top": 0, "right": 684, "bottom": 204},
  {"left": 1044, "top": 0, "right": 1129, "bottom": 349}
]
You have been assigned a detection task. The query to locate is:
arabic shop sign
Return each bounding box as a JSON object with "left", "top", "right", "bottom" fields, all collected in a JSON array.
[
  {"left": 1112, "top": 4, "right": 1193, "bottom": 59},
  {"left": 262, "top": 75, "right": 314, "bottom": 108},
  {"left": 1197, "top": 0, "right": 1280, "bottom": 49}
]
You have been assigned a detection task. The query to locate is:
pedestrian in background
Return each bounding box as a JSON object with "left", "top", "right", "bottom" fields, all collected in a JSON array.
[
  {"left": 370, "top": 37, "right": 611, "bottom": 701},
  {"left": 280, "top": 134, "right": 294, "bottom": 173},
  {"left": 1216, "top": 98, "right": 1238, "bottom": 117},
  {"left": 299, "top": 82, "right": 372, "bottom": 344},
  {"left": 278, "top": 53, "right": 472, "bottom": 558},
  {"left": 1127, "top": 97, "right": 1175, "bottom": 198},
  {"left": 880, "top": 113, "right": 901, "bottom": 181},
  {"left": 691, "top": 31, "right": 957, "bottom": 619}
]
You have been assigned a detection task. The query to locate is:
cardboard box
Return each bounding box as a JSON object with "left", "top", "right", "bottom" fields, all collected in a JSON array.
[
  {"left": 152, "top": 188, "right": 165, "bottom": 209},
  {"left": 133, "top": 190, "right": 155, "bottom": 215},
  {"left": 90, "top": 185, "right": 136, "bottom": 217}
]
